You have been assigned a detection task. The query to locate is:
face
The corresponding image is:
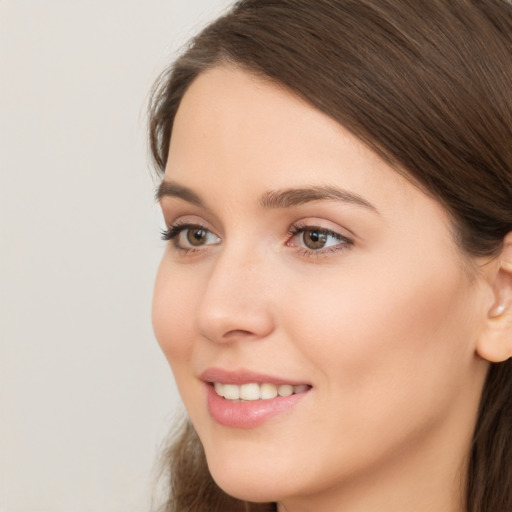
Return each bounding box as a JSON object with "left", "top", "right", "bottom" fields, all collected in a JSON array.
[{"left": 153, "top": 67, "right": 490, "bottom": 510}]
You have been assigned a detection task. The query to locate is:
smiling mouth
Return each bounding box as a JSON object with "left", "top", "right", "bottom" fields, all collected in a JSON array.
[{"left": 212, "top": 382, "right": 311, "bottom": 401}]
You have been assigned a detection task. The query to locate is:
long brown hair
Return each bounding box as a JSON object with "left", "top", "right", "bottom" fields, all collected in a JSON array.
[{"left": 149, "top": 1, "right": 512, "bottom": 511}]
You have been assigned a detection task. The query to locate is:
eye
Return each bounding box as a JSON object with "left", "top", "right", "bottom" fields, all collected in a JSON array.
[
  {"left": 287, "top": 224, "right": 352, "bottom": 254},
  {"left": 300, "top": 229, "right": 336, "bottom": 250},
  {"left": 161, "top": 223, "right": 221, "bottom": 251}
]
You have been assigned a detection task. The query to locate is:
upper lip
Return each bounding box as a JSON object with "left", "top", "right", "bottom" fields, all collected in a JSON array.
[{"left": 200, "top": 367, "right": 311, "bottom": 387}]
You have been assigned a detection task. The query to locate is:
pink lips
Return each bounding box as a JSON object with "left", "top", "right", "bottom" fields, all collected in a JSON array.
[{"left": 201, "top": 368, "right": 311, "bottom": 429}]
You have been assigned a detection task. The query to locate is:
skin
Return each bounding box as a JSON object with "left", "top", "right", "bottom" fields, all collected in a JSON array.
[{"left": 152, "top": 66, "right": 495, "bottom": 512}]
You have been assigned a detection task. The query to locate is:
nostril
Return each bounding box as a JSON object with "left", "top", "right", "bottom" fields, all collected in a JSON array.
[
  {"left": 196, "top": 301, "right": 275, "bottom": 344},
  {"left": 222, "top": 329, "right": 258, "bottom": 339}
]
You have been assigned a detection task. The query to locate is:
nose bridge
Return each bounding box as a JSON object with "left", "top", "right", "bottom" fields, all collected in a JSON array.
[{"left": 195, "top": 241, "right": 275, "bottom": 343}]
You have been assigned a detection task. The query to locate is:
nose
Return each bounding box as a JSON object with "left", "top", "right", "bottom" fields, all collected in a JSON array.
[{"left": 195, "top": 246, "right": 276, "bottom": 344}]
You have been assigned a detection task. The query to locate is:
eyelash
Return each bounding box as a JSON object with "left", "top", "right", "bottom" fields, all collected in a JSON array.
[
  {"left": 160, "top": 221, "right": 218, "bottom": 254},
  {"left": 161, "top": 221, "right": 353, "bottom": 257},
  {"left": 161, "top": 221, "right": 194, "bottom": 242},
  {"left": 286, "top": 224, "right": 353, "bottom": 257}
]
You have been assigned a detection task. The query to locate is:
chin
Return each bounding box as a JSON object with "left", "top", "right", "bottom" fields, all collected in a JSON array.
[
  {"left": 203, "top": 442, "right": 288, "bottom": 503},
  {"left": 209, "top": 468, "right": 280, "bottom": 504}
]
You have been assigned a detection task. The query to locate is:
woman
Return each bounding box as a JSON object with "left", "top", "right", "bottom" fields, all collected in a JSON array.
[{"left": 149, "top": 1, "right": 512, "bottom": 511}]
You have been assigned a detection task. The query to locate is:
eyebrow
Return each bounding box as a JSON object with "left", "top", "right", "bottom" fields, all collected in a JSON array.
[
  {"left": 156, "top": 180, "right": 378, "bottom": 213},
  {"left": 259, "top": 185, "right": 377, "bottom": 212},
  {"left": 156, "top": 181, "right": 203, "bottom": 206}
]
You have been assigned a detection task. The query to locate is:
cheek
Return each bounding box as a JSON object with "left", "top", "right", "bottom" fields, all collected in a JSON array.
[
  {"left": 152, "top": 258, "right": 199, "bottom": 366},
  {"left": 283, "top": 251, "right": 476, "bottom": 417},
  {"left": 267, "top": 253, "right": 480, "bottom": 484}
]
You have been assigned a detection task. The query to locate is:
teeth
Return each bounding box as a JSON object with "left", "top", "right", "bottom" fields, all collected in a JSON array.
[
  {"left": 222, "top": 384, "right": 240, "bottom": 400},
  {"left": 213, "top": 382, "right": 309, "bottom": 401},
  {"left": 260, "top": 383, "right": 278, "bottom": 399},
  {"left": 277, "top": 384, "right": 293, "bottom": 397},
  {"left": 240, "top": 383, "right": 260, "bottom": 400}
]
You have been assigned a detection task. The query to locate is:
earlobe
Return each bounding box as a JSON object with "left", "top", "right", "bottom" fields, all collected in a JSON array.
[
  {"left": 476, "top": 233, "right": 512, "bottom": 363},
  {"left": 489, "top": 303, "right": 506, "bottom": 318}
]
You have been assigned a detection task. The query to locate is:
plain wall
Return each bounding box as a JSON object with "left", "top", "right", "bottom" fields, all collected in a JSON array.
[{"left": 0, "top": 1, "right": 234, "bottom": 511}]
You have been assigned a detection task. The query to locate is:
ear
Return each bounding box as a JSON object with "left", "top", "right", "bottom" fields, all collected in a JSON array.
[{"left": 476, "top": 232, "right": 512, "bottom": 363}]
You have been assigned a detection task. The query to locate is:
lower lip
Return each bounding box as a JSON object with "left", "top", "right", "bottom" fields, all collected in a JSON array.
[{"left": 206, "top": 384, "right": 310, "bottom": 428}]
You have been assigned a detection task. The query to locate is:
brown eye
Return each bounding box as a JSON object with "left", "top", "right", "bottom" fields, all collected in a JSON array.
[
  {"left": 287, "top": 224, "right": 351, "bottom": 254},
  {"left": 303, "top": 229, "right": 328, "bottom": 249},
  {"left": 172, "top": 224, "right": 220, "bottom": 250},
  {"left": 162, "top": 222, "right": 221, "bottom": 251},
  {"left": 186, "top": 227, "right": 208, "bottom": 246}
]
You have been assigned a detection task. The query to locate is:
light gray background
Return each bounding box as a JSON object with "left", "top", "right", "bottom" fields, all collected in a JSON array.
[{"left": 0, "top": 1, "right": 234, "bottom": 511}]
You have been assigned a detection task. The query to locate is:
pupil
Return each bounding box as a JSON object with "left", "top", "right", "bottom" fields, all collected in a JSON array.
[
  {"left": 187, "top": 228, "right": 207, "bottom": 246},
  {"left": 305, "top": 229, "right": 326, "bottom": 249}
]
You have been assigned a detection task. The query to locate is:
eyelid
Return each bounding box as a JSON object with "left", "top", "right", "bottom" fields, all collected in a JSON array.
[
  {"left": 161, "top": 218, "right": 221, "bottom": 253},
  {"left": 160, "top": 214, "right": 354, "bottom": 258},
  {"left": 160, "top": 213, "right": 217, "bottom": 236},
  {"left": 287, "top": 218, "right": 354, "bottom": 240},
  {"left": 286, "top": 220, "right": 354, "bottom": 256},
  {"left": 159, "top": 200, "right": 223, "bottom": 234}
]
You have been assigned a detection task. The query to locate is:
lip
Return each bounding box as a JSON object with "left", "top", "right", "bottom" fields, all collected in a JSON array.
[
  {"left": 201, "top": 367, "right": 312, "bottom": 429},
  {"left": 200, "top": 367, "right": 311, "bottom": 386}
]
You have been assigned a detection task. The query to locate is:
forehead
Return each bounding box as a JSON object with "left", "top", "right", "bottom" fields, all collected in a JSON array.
[
  {"left": 169, "top": 67, "right": 393, "bottom": 194},
  {"left": 166, "top": 66, "right": 451, "bottom": 232}
]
